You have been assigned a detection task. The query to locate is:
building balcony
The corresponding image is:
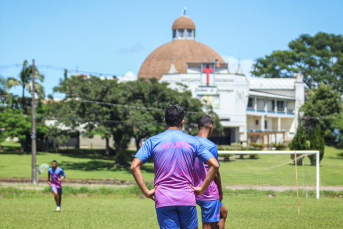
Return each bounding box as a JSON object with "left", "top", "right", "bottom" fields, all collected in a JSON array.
[{"left": 247, "top": 108, "right": 295, "bottom": 116}]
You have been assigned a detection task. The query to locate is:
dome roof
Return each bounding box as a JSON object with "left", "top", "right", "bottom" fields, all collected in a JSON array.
[
  {"left": 138, "top": 40, "right": 225, "bottom": 80},
  {"left": 172, "top": 16, "right": 195, "bottom": 30}
]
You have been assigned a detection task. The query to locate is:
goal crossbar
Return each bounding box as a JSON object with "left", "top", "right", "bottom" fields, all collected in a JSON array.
[{"left": 218, "top": 150, "right": 320, "bottom": 199}]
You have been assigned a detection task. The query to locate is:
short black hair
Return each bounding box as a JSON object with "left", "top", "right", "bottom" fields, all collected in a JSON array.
[
  {"left": 165, "top": 105, "right": 185, "bottom": 127},
  {"left": 52, "top": 160, "right": 57, "bottom": 163},
  {"left": 198, "top": 115, "right": 214, "bottom": 129}
]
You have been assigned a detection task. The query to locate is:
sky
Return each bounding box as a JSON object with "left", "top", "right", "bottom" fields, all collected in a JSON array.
[{"left": 1, "top": 0, "right": 343, "bottom": 98}]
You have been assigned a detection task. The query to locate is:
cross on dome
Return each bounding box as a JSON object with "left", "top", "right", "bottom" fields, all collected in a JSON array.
[{"left": 181, "top": 7, "right": 187, "bottom": 16}]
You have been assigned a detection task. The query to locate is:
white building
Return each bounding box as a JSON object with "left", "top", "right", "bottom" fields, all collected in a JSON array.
[{"left": 136, "top": 13, "right": 305, "bottom": 146}]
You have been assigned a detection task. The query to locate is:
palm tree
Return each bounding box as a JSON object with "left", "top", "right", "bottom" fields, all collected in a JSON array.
[
  {"left": 0, "top": 76, "right": 6, "bottom": 95},
  {"left": 6, "top": 60, "right": 45, "bottom": 110}
]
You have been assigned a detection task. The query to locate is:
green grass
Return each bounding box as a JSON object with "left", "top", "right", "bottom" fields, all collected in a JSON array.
[
  {"left": 0, "top": 149, "right": 154, "bottom": 181},
  {"left": 0, "top": 141, "right": 21, "bottom": 147},
  {"left": 0, "top": 145, "right": 343, "bottom": 186},
  {"left": 0, "top": 187, "right": 342, "bottom": 228}
]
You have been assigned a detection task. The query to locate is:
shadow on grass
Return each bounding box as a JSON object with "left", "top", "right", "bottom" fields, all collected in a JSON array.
[
  {"left": 0, "top": 147, "right": 137, "bottom": 161},
  {"left": 0, "top": 150, "right": 47, "bottom": 156},
  {"left": 58, "top": 160, "right": 154, "bottom": 173},
  {"left": 57, "top": 148, "right": 137, "bottom": 161}
]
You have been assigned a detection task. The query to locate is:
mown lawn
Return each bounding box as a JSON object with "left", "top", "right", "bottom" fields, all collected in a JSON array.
[
  {"left": 0, "top": 187, "right": 342, "bottom": 229},
  {"left": 0, "top": 144, "right": 343, "bottom": 186}
]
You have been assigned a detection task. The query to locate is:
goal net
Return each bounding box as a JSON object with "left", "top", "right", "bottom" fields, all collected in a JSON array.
[{"left": 217, "top": 150, "right": 320, "bottom": 199}]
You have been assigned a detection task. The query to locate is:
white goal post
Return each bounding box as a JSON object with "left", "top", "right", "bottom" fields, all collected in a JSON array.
[{"left": 218, "top": 150, "right": 320, "bottom": 199}]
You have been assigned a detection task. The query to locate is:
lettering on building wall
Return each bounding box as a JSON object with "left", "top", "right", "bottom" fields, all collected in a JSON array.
[
  {"left": 195, "top": 88, "right": 208, "bottom": 92},
  {"left": 215, "top": 78, "right": 234, "bottom": 82},
  {"left": 181, "top": 77, "right": 201, "bottom": 82},
  {"left": 217, "top": 89, "right": 234, "bottom": 93}
]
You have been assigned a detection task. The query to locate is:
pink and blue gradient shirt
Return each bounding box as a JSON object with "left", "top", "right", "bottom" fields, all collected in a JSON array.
[
  {"left": 48, "top": 167, "right": 65, "bottom": 189},
  {"left": 134, "top": 130, "right": 213, "bottom": 208},
  {"left": 193, "top": 136, "right": 220, "bottom": 201}
]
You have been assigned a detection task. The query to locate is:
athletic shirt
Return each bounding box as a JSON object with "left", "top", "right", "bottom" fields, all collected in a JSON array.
[
  {"left": 193, "top": 136, "right": 220, "bottom": 201},
  {"left": 134, "top": 130, "right": 213, "bottom": 208},
  {"left": 48, "top": 167, "right": 65, "bottom": 189}
]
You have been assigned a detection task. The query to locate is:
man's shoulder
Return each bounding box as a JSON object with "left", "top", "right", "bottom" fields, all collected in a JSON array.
[
  {"left": 150, "top": 130, "right": 194, "bottom": 142},
  {"left": 195, "top": 136, "right": 216, "bottom": 148},
  {"left": 56, "top": 167, "right": 64, "bottom": 172}
]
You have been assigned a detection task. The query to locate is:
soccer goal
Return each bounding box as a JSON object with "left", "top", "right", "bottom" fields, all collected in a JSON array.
[{"left": 218, "top": 150, "right": 320, "bottom": 199}]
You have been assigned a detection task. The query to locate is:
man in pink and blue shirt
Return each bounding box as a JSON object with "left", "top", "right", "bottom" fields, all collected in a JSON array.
[
  {"left": 131, "top": 105, "right": 219, "bottom": 229},
  {"left": 194, "top": 115, "right": 228, "bottom": 229},
  {"left": 48, "top": 160, "right": 65, "bottom": 212}
]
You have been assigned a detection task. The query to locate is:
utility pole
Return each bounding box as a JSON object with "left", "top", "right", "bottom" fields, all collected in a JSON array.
[{"left": 31, "top": 59, "right": 37, "bottom": 185}]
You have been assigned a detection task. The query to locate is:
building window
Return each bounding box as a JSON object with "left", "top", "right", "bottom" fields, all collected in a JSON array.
[
  {"left": 173, "top": 30, "right": 176, "bottom": 38},
  {"left": 187, "top": 29, "right": 193, "bottom": 38},
  {"left": 178, "top": 29, "right": 184, "bottom": 37},
  {"left": 265, "top": 120, "right": 268, "bottom": 129},
  {"left": 248, "top": 98, "right": 253, "bottom": 107},
  {"left": 277, "top": 101, "right": 284, "bottom": 109},
  {"left": 255, "top": 120, "right": 259, "bottom": 125}
]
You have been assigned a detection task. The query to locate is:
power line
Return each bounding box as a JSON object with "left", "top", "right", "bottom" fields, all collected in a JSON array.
[
  {"left": 0, "top": 64, "right": 123, "bottom": 77},
  {"left": 69, "top": 98, "right": 203, "bottom": 114}
]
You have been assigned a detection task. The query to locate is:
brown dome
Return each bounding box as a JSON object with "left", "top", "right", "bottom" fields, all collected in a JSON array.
[
  {"left": 138, "top": 40, "right": 225, "bottom": 81},
  {"left": 172, "top": 16, "right": 195, "bottom": 30}
]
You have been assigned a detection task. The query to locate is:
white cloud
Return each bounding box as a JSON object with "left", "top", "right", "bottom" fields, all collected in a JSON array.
[{"left": 221, "top": 55, "right": 255, "bottom": 78}]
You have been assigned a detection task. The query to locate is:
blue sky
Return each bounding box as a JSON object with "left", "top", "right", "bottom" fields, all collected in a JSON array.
[{"left": 1, "top": 0, "right": 343, "bottom": 98}]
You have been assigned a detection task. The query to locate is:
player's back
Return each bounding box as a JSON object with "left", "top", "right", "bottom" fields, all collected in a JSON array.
[
  {"left": 193, "top": 136, "right": 220, "bottom": 201},
  {"left": 136, "top": 130, "right": 210, "bottom": 208}
]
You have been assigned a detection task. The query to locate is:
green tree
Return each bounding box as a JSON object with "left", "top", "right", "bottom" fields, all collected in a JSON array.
[
  {"left": 6, "top": 60, "right": 45, "bottom": 112},
  {"left": 0, "top": 108, "right": 31, "bottom": 152},
  {"left": 52, "top": 76, "right": 222, "bottom": 165},
  {"left": 289, "top": 121, "right": 308, "bottom": 165},
  {"left": 251, "top": 32, "right": 343, "bottom": 92},
  {"left": 309, "top": 124, "right": 325, "bottom": 165},
  {"left": 45, "top": 123, "right": 71, "bottom": 153},
  {"left": 300, "top": 83, "right": 343, "bottom": 138},
  {"left": 0, "top": 76, "right": 6, "bottom": 95}
]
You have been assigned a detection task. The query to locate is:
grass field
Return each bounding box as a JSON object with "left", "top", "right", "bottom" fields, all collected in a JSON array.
[
  {"left": 0, "top": 143, "right": 343, "bottom": 186},
  {"left": 0, "top": 186, "right": 342, "bottom": 229}
]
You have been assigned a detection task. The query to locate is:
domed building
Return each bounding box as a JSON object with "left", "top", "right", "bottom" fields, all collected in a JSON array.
[
  {"left": 138, "top": 12, "right": 304, "bottom": 146},
  {"left": 78, "top": 12, "right": 305, "bottom": 149},
  {"left": 138, "top": 15, "right": 227, "bottom": 81}
]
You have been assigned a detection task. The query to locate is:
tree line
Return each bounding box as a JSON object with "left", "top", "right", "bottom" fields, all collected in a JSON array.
[{"left": 0, "top": 61, "right": 222, "bottom": 165}]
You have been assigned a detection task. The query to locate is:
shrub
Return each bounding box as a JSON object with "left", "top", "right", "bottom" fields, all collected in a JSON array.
[
  {"left": 249, "top": 142, "right": 264, "bottom": 150},
  {"left": 270, "top": 143, "right": 287, "bottom": 150}
]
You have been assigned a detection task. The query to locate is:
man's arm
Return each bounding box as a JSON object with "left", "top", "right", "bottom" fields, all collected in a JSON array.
[
  {"left": 191, "top": 157, "right": 219, "bottom": 196},
  {"left": 130, "top": 158, "right": 157, "bottom": 200},
  {"left": 58, "top": 170, "right": 65, "bottom": 182},
  {"left": 47, "top": 172, "right": 50, "bottom": 185},
  {"left": 214, "top": 170, "right": 223, "bottom": 202}
]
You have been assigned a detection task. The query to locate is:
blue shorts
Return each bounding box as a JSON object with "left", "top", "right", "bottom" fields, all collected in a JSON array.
[
  {"left": 51, "top": 185, "right": 62, "bottom": 195},
  {"left": 220, "top": 202, "right": 223, "bottom": 208},
  {"left": 156, "top": 206, "right": 198, "bottom": 229},
  {"left": 196, "top": 199, "right": 220, "bottom": 223}
]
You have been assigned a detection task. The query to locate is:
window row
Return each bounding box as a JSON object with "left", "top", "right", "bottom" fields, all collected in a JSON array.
[{"left": 173, "top": 29, "right": 194, "bottom": 38}]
